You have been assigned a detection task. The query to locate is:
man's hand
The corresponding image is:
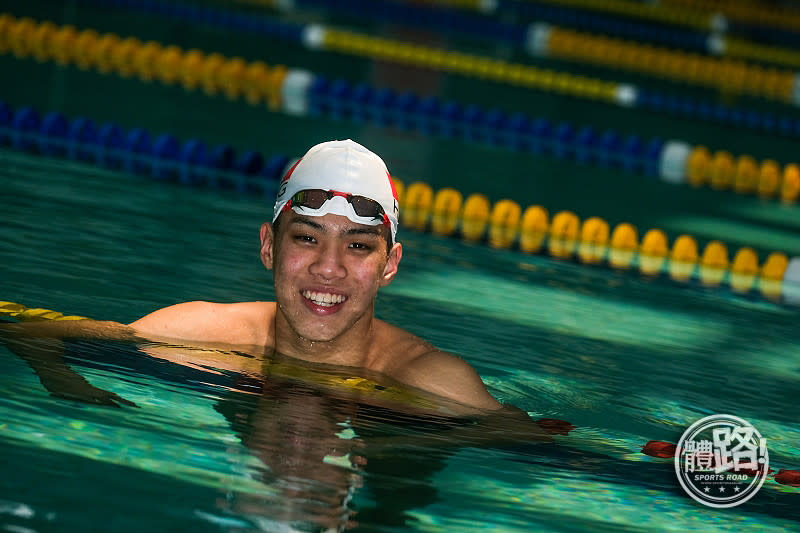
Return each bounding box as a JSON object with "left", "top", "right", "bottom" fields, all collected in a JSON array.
[{"left": 46, "top": 375, "right": 138, "bottom": 408}]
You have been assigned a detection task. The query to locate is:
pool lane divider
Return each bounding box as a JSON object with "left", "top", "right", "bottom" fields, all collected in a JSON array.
[
  {"left": 2, "top": 14, "right": 799, "bottom": 206},
  {"left": 2, "top": 101, "right": 800, "bottom": 307},
  {"left": 483, "top": 0, "right": 800, "bottom": 42},
  {"left": 64, "top": 0, "right": 800, "bottom": 91},
  {"left": 6, "top": 12, "right": 800, "bottom": 151},
  {"left": 15, "top": 0, "right": 800, "bottom": 127},
  {"left": 396, "top": 181, "right": 800, "bottom": 305},
  {"left": 238, "top": 0, "right": 800, "bottom": 70},
  {"left": 0, "top": 102, "right": 290, "bottom": 194},
  {"left": 654, "top": 0, "right": 800, "bottom": 38},
  {"left": 0, "top": 301, "right": 88, "bottom": 321}
]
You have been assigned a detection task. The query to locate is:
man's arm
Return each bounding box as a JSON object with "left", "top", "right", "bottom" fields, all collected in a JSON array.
[
  {"left": 1, "top": 320, "right": 137, "bottom": 407},
  {"left": 129, "top": 301, "right": 271, "bottom": 345},
  {"left": 1, "top": 301, "right": 271, "bottom": 406},
  {"left": 395, "top": 351, "right": 503, "bottom": 412},
  {"left": 388, "top": 351, "right": 555, "bottom": 446},
  {"left": 0, "top": 319, "right": 135, "bottom": 340},
  {"left": 0, "top": 299, "right": 269, "bottom": 343},
  {"left": 0, "top": 302, "right": 223, "bottom": 407},
  {"left": 364, "top": 404, "right": 555, "bottom": 454}
]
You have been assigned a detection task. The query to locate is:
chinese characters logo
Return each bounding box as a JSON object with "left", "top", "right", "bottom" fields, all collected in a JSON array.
[{"left": 675, "top": 414, "right": 769, "bottom": 508}]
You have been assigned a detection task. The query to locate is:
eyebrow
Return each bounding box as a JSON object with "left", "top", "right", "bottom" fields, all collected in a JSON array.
[
  {"left": 289, "top": 217, "right": 323, "bottom": 231},
  {"left": 289, "top": 217, "right": 383, "bottom": 238}
]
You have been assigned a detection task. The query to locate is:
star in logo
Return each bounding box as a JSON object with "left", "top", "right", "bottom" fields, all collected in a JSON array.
[
  {"left": 720, "top": 487, "right": 726, "bottom": 492},
  {"left": 734, "top": 487, "right": 740, "bottom": 492},
  {"left": 704, "top": 487, "right": 710, "bottom": 493}
]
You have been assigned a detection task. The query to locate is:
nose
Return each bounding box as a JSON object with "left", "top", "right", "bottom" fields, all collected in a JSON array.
[{"left": 309, "top": 241, "right": 346, "bottom": 281}]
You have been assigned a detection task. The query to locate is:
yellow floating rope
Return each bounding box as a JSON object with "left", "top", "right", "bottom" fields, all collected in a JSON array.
[
  {"left": 319, "top": 27, "right": 620, "bottom": 102},
  {"left": 0, "top": 301, "right": 88, "bottom": 322},
  {"left": 0, "top": 13, "right": 289, "bottom": 109},
  {"left": 546, "top": 26, "right": 795, "bottom": 102},
  {"left": 391, "top": 178, "right": 796, "bottom": 301},
  {"left": 658, "top": 0, "right": 800, "bottom": 33}
]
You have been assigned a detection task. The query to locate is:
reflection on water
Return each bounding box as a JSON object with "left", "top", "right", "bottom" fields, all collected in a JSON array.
[
  {"left": 1, "top": 336, "right": 482, "bottom": 532},
  {"left": 215, "top": 384, "right": 365, "bottom": 532},
  {"left": 2, "top": 317, "right": 800, "bottom": 532}
]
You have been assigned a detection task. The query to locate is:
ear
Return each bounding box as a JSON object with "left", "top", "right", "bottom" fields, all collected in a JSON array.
[
  {"left": 259, "top": 222, "right": 275, "bottom": 270},
  {"left": 379, "top": 242, "right": 402, "bottom": 287}
]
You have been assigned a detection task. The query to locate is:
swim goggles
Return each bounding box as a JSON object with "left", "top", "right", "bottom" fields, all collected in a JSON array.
[{"left": 283, "top": 189, "right": 391, "bottom": 228}]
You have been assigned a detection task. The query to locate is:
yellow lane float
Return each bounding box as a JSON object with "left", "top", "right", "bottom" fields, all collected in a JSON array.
[
  {"left": 488, "top": 199, "right": 521, "bottom": 249},
  {"left": 519, "top": 206, "right": 549, "bottom": 254},
  {"left": 669, "top": 235, "right": 698, "bottom": 282},
  {"left": 431, "top": 188, "right": 463, "bottom": 237},
  {"left": 639, "top": 228, "right": 669, "bottom": 275},
  {"left": 461, "top": 194, "right": 490, "bottom": 242},
  {"left": 577, "top": 216, "right": 610, "bottom": 264},
  {"left": 609, "top": 223, "right": 638, "bottom": 269}
]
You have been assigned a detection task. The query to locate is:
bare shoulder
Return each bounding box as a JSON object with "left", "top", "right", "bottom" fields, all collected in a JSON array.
[
  {"left": 372, "top": 320, "right": 435, "bottom": 363},
  {"left": 129, "top": 301, "right": 275, "bottom": 346},
  {"left": 374, "top": 322, "right": 502, "bottom": 411}
]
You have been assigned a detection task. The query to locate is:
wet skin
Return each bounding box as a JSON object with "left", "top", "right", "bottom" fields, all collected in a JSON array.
[{"left": 263, "top": 212, "right": 403, "bottom": 362}]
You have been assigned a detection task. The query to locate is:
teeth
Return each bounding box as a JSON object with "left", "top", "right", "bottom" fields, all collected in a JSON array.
[{"left": 302, "top": 290, "right": 346, "bottom": 306}]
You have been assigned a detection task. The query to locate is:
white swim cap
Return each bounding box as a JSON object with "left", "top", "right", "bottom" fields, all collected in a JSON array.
[{"left": 273, "top": 139, "right": 399, "bottom": 241}]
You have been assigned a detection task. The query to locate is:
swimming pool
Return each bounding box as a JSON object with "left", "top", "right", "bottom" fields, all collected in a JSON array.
[
  {"left": 2, "top": 147, "right": 799, "bottom": 531},
  {"left": 2, "top": 0, "right": 800, "bottom": 531}
]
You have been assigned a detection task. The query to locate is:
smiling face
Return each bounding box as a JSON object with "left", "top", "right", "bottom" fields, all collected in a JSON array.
[{"left": 260, "top": 212, "right": 402, "bottom": 347}]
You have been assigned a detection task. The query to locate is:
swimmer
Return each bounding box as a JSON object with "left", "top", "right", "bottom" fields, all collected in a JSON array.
[{"left": 2, "top": 140, "right": 548, "bottom": 439}]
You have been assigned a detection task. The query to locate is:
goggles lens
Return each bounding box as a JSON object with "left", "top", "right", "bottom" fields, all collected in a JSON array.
[{"left": 291, "top": 189, "right": 386, "bottom": 220}]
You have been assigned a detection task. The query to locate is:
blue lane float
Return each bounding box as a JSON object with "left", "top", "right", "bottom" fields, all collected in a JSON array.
[
  {"left": 177, "top": 139, "right": 207, "bottom": 185},
  {"left": 151, "top": 133, "right": 180, "bottom": 179},
  {"left": 67, "top": 117, "right": 99, "bottom": 161},
  {"left": 303, "top": 75, "right": 673, "bottom": 178},
  {"left": 11, "top": 107, "right": 41, "bottom": 152},
  {"left": 40, "top": 111, "right": 69, "bottom": 157},
  {"left": 0, "top": 100, "right": 282, "bottom": 196},
  {"left": 96, "top": 122, "right": 125, "bottom": 167}
]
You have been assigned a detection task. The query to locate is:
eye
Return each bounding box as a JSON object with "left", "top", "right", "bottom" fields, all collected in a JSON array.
[
  {"left": 349, "top": 242, "right": 372, "bottom": 251},
  {"left": 293, "top": 234, "right": 316, "bottom": 244}
]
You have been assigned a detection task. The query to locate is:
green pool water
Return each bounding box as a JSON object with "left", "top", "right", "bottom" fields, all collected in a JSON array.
[
  {"left": 2, "top": 0, "right": 800, "bottom": 529},
  {"left": 1, "top": 150, "right": 798, "bottom": 532}
]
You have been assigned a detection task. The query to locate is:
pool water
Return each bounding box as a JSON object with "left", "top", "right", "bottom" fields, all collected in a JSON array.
[{"left": 2, "top": 149, "right": 799, "bottom": 532}]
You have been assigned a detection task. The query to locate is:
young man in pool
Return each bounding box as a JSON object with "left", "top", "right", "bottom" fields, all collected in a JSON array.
[
  {"left": 130, "top": 139, "right": 503, "bottom": 412},
  {"left": 3, "top": 139, "right": 513, "bottom": 416}
]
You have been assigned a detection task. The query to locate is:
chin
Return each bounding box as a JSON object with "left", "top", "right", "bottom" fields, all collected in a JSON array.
[
  {"left": 279, "top": 300, "right": 365, "bottom": 344},
  {"left": 298, "top": 330, "right": 344, "bottom": 344},
  {"left": 293, "top": 321, "right": 348, "bottom": 343}
]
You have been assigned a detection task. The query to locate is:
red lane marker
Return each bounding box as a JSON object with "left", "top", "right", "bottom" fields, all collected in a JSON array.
[
  {"left": 774, "top": 469, "right": 800, "bottom": 487},
  {"left": 535, "top": 418, "right": 576, "bottom": 435},
  {"left": 641, "top": 440, "right": 677, "bottom": 458}
]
